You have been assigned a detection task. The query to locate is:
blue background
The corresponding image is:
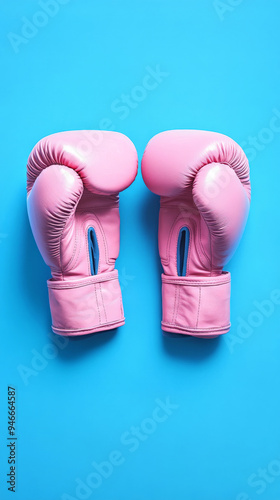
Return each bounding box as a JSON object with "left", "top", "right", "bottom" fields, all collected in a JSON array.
[{"left": 1, "top": 1, "right": 280, "bottom": 499}]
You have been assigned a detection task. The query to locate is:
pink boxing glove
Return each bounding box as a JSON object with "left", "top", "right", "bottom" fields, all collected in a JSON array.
[
  {"left": 142, "top": 130, "right": 251, "bottom": 338},
  {"left": 27, "top": 131, "right": 138, "bottom": 336}
]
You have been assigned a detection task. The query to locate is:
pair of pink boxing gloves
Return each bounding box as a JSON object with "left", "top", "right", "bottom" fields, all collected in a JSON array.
[{"left": 27, "top": 130, "right": 251, "bottom": 338}]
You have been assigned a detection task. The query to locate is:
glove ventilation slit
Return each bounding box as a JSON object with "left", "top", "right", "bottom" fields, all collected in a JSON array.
[
  {"left": 177, "top": 227, "right": 189, "bottom": 276},
  {"left": 88, "top": 227, "right": 99, "bottom": 275}
]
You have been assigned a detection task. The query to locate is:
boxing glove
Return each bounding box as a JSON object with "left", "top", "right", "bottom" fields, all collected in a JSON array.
[
  {"left": 27, "top": 131, "right": 137, "bottom": 336},
  {"left": 142, "top": 130, "right": 251, "bottom": 337}
]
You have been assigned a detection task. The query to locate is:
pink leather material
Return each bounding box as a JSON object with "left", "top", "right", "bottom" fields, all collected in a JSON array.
[
  {"left": 27, "top": 131, "right": 138, "bottom": 336},
  {"left": 142, "top": 130, "right": 251, "bottom": 200},
  {"left": 162, "top": 273, "right": 231, "bottom": 337},
  {"left": 27, "top": 130, "right": 138, "bottom": 195},
  {"left": 48, "top": 271, "right": 124, "bottom": 336},
  {"left": 142, "top": 130, "right": 251, "bottom": 337}
]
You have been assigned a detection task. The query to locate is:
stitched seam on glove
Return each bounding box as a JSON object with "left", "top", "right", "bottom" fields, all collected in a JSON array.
[
  {"left": 92, "top": 213, "right": 110, "bottom": 266},
  {"left": 99, "top": 281, "right": 108, "bottom": 323},
  {"left": 196, "top": 287, "right": 201, "bottom": 328},
  {"left": 62, "top": 216, "right": 82, "bottom": 274},
  {"left": 162, "top": 322, "right": 230, "bottom": 332},
  {"left": 52, "top": 318, "right": 125, "bottom": 334},
  {"left": 172, "top": 284, "right": 179, "bottom": 325},
  {"left": 58, "top": 173, "right": 83, "bottom": 278},
  {"left": 94, "top": 283, "right": 101, "bottom": 325},
  {"left": 162, "top": 275, "right": 230, "bottom": 286},
  {"left": 47, "top": 271, "right": 118, "bottom": 289},
  {"left": 198, "top": 220, "right": 212, "bottom": 271}
]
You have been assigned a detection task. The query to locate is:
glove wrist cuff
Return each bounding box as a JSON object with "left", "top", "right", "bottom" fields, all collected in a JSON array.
[
  {"left": 47, "top": 270, "right": 124, "bottom": 336},
  {"left": 161, "top": 272, "right": 231, "bottom": 337}
]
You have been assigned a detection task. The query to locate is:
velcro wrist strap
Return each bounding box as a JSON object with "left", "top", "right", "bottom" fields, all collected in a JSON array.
[
  {"left": 47, "top": 270, "right": 124, "bottom": 336},
  {"left": 161, "top": 272, "right": 231, "bottom": 337}
]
